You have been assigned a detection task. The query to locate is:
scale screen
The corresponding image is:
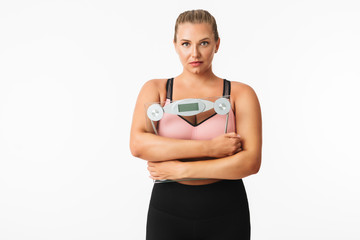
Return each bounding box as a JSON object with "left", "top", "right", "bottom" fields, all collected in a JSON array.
[{"left": 178, "top": 103, "right": 199, "bottom": 112}]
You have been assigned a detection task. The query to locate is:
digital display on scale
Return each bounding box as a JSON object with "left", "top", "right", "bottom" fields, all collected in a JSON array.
[{"left": 178, "top": 103, "right": 199, "bottom": 112}]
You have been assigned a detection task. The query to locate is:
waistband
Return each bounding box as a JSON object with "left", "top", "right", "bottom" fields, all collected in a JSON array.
[{"left": 149, "top": 179, "right": 249, "bottom": 220}]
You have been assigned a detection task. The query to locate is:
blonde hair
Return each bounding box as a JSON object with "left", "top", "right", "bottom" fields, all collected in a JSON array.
[{"left": 174, "top": 9, "right": 219, "bottom": 43}]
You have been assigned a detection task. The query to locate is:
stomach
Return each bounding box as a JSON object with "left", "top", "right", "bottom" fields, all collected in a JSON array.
[
  {"left": 174, "top": 157, "right": 222, "bottom": 186},
  {"left": 175, "top": 179, "right": 221, "bottom": 185}
]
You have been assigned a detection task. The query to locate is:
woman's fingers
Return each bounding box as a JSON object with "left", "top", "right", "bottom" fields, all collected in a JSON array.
[
  {"left": 149, "top": 171, "right": 159, "bottom": 177},
  {"left": 148, "top": 166, "right": 159, "bottom": 177}
]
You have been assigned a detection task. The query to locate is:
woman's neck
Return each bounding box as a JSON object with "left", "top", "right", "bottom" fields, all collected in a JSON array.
[{"left": 176, "top": 68, "right": 219, "bottom": 87}]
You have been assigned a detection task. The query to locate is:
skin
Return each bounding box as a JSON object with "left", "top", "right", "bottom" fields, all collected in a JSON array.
[
  {"left": 129, "top": 22, "right": 262, "bottom": 185},
  {"left": 172, "top": 22, "right": 220, "bottom": 86}
]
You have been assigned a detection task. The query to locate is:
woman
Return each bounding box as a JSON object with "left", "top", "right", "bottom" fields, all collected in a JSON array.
[{"left": 130, "top": 9, "right": 262, "bottom": 240}]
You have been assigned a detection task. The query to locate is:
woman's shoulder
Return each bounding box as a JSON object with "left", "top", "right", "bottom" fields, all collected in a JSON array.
[
  {"left": 229, "top": 80, "right": 258, "bottom": 98},
  {"left": 229, "top": 80, "right": 260, "bottom": 108},
  {"left": 229, "top": 79, "right": 252, "bottom": 90},
  {"left": 141, "top": 78, "right": 169, "bottom": 102},
  {"left": 140, "top": 78, "right": 169, "bottom": 90}
]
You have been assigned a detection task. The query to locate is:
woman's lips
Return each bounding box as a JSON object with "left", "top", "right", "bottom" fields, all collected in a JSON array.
[{"left": 190, "top": 61, "right": 203, "bottom": 67}]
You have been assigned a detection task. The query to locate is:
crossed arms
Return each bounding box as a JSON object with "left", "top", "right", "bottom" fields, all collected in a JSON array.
[{"left": 129, "top": 79, "right": 262, "bottom": 180}]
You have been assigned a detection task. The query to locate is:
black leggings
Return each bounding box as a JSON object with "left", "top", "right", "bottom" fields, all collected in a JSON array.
[{"left": 146, "top": 179, "right": 250, "bottom": 240}]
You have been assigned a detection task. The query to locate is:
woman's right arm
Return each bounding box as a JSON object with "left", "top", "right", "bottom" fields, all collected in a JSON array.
[{"left": 129, "top": 79, "right": 241, "bottom": 162}]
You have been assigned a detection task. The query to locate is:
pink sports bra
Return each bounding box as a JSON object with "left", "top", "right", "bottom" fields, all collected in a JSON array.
[{"left": 157, "top": 78, "right": 236, "bottom": 140}]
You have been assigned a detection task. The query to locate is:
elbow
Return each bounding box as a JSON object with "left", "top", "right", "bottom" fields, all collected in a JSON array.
[
  {"left": 250, "top": 156, "right": 261, "bottom": 175},
  {"left": 130, "top": 133, "right": 153, "bottom": 161},
  {"left": 251, "top": 164, "right": 260, "bottom": 175},
  {"left": 129, "top": 135, "right": 143, "bottom": 158},
  {"left": 130, "top": 142, "right": 140, "bottom": 158},
  {"left": 235, "top": 150, "right": 261, "bottom": 178}
]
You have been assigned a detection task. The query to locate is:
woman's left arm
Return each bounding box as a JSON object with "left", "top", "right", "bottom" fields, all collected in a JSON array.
[
  {"left": 148, "top": 82, "right": 262, "bottom": 180},
  {"left": 183, "top": 82, "right": 262, "bottom": 179}
]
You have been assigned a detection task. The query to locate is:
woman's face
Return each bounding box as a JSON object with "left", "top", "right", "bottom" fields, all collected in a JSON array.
[{"left": 174, "top": 22, "right": 220, "bottom": 75}]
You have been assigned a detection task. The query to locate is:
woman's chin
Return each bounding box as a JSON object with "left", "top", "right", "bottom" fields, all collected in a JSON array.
[{"left": 185, "top": 67, "right": 204, "bottom": 75}]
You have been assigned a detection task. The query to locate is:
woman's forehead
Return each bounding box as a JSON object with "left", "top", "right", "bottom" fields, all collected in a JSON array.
[{"left": 177, "top": 22, "right": 213, "bottom": 40}]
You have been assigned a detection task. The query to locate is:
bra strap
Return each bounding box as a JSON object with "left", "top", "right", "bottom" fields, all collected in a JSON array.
[
  {"left": 223, "top": 79, "right": 231, "bottom": 99},
  {"left": 166, "top": 78, "right": 174, "bottom": 101}
]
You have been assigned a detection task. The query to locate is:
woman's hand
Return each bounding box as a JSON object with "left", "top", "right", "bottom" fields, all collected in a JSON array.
[
  {"left": 147, "top": 160, "right": 187, "bottom": 181},
  {"left": 208, "top": 132, "right": 243, "bottom": 158}
]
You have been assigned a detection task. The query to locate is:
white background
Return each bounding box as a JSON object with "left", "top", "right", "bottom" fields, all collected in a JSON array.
[{"left": 1, "top": 0, "right": 359, "bottom": 239}]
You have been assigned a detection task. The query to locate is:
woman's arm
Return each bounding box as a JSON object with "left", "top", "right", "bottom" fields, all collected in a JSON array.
[
  {"left": 130, "top": 79, "right": 241, "bottom": 162},
  {"left": 148, "top": 82, "right": 262, "bottom": 179},
  {"left": 131, "top": 132, "right": 209, "bottom": 162},
  {"left": 182, "top": 83, "right": 262, "bottom": 179},
  {"left": 180, "top": 148, "right": 260, "bottom": 180}
]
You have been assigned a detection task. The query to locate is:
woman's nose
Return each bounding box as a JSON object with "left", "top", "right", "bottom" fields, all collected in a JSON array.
[{"left": 191, "top": 45, "right": 200, "bottom": 58}]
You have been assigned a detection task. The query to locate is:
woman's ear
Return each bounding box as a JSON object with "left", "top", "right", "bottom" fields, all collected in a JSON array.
[
  {"left": 173, "top": 40, "right": 178, "bottom": 54},
  {"left": 215, "top": 37, "right": 220, "bottom": 53}
]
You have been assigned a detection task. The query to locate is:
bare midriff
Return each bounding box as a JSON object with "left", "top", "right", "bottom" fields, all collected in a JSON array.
[
  {"left": 174, "top": 158, "right": 222, "bottom": 186},
  {"left": 175, "top": 179, "right": 221, "bottom": 185}
]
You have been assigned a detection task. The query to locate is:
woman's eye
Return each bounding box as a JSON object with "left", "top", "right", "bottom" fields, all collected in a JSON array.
[
  {"left": 201, "top": 41, "right": 209, "bottom": 46},
  {"left": 182, "top": 42, "right": 189, "bottom": 47}
]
